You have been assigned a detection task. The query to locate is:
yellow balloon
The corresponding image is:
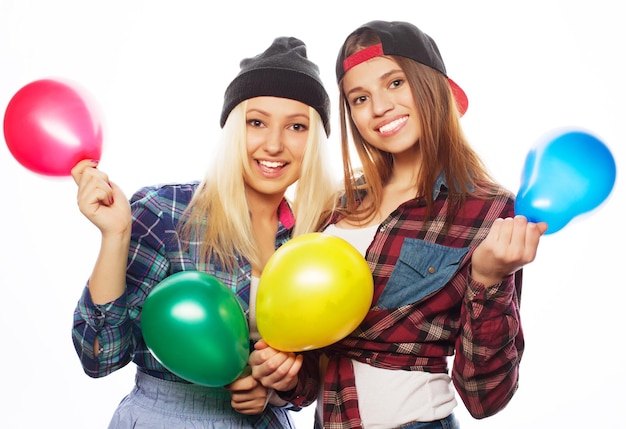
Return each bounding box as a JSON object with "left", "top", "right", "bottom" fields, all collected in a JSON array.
[{"left": 256, "top": 232, "right": 373, "bottom": 352}]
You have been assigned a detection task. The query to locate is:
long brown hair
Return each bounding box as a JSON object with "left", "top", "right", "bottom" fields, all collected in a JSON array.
[{"left": 337, "top": 30, "right": 498, "bottom": 225}]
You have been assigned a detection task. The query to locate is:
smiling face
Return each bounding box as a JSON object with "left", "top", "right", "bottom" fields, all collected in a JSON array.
[
  {"left": 342, "top": 56, "right": 422, "bottom": 157},
  {"left": 243, "top": 96, "right": 310, "bottom": 200}
]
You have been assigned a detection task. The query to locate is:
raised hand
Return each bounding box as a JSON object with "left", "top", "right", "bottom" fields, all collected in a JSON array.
[
  {"left": 471, "top": 215, "right": 548, "bottom": 286},
  {"left": 71, "top": 159, "right": 131, "bottom": 305},
  {"left": 71, "top": 159, "right": 131, "bottom": 236}
]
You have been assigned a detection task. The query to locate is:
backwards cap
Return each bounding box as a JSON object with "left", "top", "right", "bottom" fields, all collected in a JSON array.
[{"left": 336, "top": 20, "right": 468, "bottom": 116}]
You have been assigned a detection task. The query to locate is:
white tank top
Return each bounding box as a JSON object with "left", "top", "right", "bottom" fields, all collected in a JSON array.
[
  {"left": 249, "top": 276, "right": 261, "bottom": 341},
  {"left": 321, "top": 225, "right": 457, "bottom": 428}
]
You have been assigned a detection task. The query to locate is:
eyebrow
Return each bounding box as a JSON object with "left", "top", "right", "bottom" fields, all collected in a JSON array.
[
  {"left": 344, "top": 68, "right": 404, "bottom": 97},
  {"left": 246, "top": 108, "right": 309, "bottom": 120}
]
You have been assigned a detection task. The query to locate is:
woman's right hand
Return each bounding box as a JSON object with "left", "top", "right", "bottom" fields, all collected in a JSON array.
[
  {"left": 470, "top": 215, "right": 547, "bottom": 286},
  {"left": 249, "top": 339, "right": 303, "bottom": 392},
  {"left": 71, "top": 160, "right": 131, "bottom": 236}
]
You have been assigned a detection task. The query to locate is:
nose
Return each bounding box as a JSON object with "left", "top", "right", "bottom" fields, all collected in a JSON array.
[
  {"left": 263, "top": 127, "right": 284, "bottom": 154},
  {"left": 371, "top": 91, "right": 393, "bottom": 117}
]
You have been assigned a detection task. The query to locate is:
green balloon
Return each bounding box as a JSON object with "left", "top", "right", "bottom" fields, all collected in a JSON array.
[{"left": 141, "top": 271, "right": 250, "bottom": 386}]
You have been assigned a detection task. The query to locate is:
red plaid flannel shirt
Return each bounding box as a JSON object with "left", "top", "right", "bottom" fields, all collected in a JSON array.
[{"left": 281, "top": 182, "right": 523, "bottom": 428}]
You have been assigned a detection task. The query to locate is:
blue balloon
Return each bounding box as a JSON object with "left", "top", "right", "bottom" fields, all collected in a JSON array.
[{"left": 515, "top": 129, "right": 616, "bottom": 234}]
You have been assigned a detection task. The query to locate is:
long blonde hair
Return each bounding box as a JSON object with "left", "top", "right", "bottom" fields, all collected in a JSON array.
[
  {"left": 179, "top": 101, "right": 338, "bottom": 271},
  {"left": 337, "top": 31, "right": 497, "bottom": 224}
]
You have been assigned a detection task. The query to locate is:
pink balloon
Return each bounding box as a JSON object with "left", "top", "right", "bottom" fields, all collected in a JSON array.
[{"left": 3, "top": 79, "right": 103, "bottom": 176}]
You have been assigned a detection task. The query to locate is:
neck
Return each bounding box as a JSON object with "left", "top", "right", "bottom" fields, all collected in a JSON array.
[
  {"left": 245, "top": 189, "right": 283, "bottom": 223},
  {"left": 388, "top": 149, "right": 422, "bottom": 192},
  {"left": 247, "top": 193, "right": 282, "bottom": 276}
]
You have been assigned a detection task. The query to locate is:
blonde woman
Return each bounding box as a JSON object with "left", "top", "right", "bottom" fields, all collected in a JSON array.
[{"left": 71, "top": 36, "right": 336, "bottom": 428}]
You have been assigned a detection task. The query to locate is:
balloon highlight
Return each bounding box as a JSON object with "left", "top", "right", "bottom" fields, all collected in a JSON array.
[
  {"left": 141, "top": 271, "right": 250, "bottom": 386},
  {"left": 515, "top": 129, "right": 616, "bottom": 234},
  {"left": 256, "top": 233, "right": 374, "bottom": 352}
]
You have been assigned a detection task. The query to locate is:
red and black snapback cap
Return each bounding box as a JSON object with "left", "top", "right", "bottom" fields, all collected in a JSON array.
[{"left": 336, "top": 20, "right": 468, "bottom": 116}]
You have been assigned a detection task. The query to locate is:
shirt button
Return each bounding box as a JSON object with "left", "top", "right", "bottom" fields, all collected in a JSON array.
[{"left": 428, "top": 266, "right": 436, "bottom": 274}]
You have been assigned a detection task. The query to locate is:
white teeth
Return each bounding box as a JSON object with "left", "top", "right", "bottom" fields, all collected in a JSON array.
[
  {"left": 379, "top": 117, "right": 408, "bottom": 133},
  {"left": 258, "top": 160, "right": 285, "bottom": 168}
]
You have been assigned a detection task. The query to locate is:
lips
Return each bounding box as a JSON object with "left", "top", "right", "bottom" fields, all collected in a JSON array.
[
  {"left": 257, "top": 159, "right": 287, "bottom": 175},
  {"left": 258, "top": 160, "right": 285, "bottom": 169},
  {"left": 377, "top": 116, "right": 408, "bottom": 134}
]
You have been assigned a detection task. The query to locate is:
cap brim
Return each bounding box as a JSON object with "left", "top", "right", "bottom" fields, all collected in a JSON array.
[{"left": 448, "top": 78, "right": 468, "bottom": 117}]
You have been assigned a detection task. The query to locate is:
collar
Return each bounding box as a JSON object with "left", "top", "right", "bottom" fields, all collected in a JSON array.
[
  {"left": 432, "top": 173, "right": 447, "bottom": 200},
  {"left": 277, "top": 198, "right": 295, "bottom": 229}
]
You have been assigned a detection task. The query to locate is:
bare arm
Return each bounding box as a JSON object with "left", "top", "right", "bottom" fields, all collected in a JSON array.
[{"left": 71, "top": 159, "right": 131, "bottom": 304}]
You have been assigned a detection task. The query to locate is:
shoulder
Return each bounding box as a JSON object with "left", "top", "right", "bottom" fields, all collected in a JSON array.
[
  {"left": 465, "top": 182, "right": 516, "bottom": 220},
  {"left": 129, "top": 181, "right": 201, "bottom": 219},
  {"left": 130, "top": 181, "right": 200, "bottom": 205}
]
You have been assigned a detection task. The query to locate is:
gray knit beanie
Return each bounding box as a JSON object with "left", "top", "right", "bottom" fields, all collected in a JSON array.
[{"left": 220, "top": 37, "right": 331, "bottom": 136}]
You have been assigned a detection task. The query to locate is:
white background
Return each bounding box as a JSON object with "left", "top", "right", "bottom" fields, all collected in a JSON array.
[{"left": 1, "top": 1, "right": 624, "bottom": 427}]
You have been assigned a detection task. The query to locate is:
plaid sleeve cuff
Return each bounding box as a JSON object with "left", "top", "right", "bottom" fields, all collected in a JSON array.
[
  {"left": 77, "top": 284, "right": 129, "bottom": 328},
  {"left": 466, "top": 269, "right": 516, "bottom": 314}
]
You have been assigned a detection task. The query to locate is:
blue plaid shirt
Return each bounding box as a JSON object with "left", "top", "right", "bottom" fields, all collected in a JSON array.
[{"left": 72, "top": 182, "right": 295, "bottom": 426}]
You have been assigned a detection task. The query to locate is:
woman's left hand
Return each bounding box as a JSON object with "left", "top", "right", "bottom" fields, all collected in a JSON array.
[
  {"left": 225, "top": 373, "right": 277, "bottom": 415},
  {"left": 470, "top": 215, "right": 548, "bottom": 286}
]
